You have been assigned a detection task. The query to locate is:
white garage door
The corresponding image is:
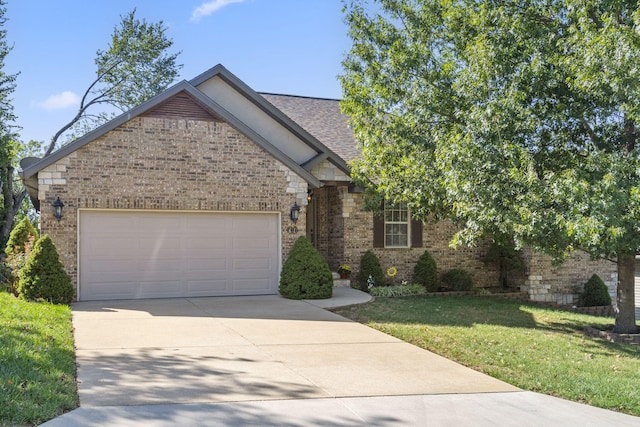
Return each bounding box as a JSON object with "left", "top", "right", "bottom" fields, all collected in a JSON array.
[{"left": 79, "top": 210, "right": 280, "bottom": 301}]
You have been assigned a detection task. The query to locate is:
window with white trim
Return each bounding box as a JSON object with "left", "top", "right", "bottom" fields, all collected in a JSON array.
[{"left": 384, "top": 203, "right": 410, "bottom": 248}]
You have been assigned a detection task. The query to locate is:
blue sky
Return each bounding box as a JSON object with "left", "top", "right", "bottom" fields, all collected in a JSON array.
[{"left": 4, "top": 0, "right": 351, "bottom": 145}]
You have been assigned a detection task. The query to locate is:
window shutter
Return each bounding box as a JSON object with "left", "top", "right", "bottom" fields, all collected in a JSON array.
[
  {"left": 411, "top": 218, "right": 423, "bottom": 248},
  {"left": 373, "top": 214, "right": 385, "bottom": 248}
]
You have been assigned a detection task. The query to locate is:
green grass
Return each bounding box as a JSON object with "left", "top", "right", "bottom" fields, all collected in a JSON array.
[
  {"left": 334, "top": 296, "right": 640, "bottom": 416},
  {"left": 0, "top": 291, "right": 77, "bottom": 426}
]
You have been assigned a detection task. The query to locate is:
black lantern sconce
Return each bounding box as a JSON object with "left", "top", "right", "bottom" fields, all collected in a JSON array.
[
  {"left": 52, "top": 197, "right": 64, "bottom": 222},
  {"left": 290, "top": 202, "right": 300, "bottom": 223}
]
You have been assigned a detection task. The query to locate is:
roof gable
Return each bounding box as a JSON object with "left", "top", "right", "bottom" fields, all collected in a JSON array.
[
  {"left": 20, "top": 80, "right": 322, "bottom": 190},
  {"left": 190, "top": 64, "right": 351, "bottom": 175},
  {"left": 143, "top": 92, "right": 222, "bottom": 122}
]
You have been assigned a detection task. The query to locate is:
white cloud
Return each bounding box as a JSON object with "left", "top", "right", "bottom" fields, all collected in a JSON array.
[
  {"left": 191, "top": 0, "right": 246, "bottom": 22},
  {"left": 37, "top": 91, "right": 80, "bottom": 110}
]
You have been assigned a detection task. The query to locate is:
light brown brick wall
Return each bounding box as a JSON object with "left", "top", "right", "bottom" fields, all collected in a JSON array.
[
  {"left": 318, "top": 190, "right": 501, "bottom": 287},
  {"left": 38, "top": 116, "right": 307, "bottom": 290},
  {"left": 523, "top": 249, "right": 617, "bottom": 305}
]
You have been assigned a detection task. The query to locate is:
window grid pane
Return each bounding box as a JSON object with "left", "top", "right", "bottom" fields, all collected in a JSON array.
[{"left": 384, "top": 203, "right": 409, "bottom": 248}]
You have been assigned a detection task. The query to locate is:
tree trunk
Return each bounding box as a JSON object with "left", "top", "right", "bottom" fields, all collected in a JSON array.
[{"left": 614, "top": 254, "right": 638, "bottom": 334}]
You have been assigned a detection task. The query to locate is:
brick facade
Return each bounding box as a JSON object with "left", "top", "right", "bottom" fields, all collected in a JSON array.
[
  {"left": 310, "top": 183, "right": 617, "bottom": 305},
  {"left": 312, "top": 187, "right": 501, "bottom": 287},
  {"left": 38, "top": 113, "right": 307, "bottom": 290},
  {"left": 30, "top": 78, "right": 620, "bottom": 306},
  {"left": 522, "top": 249, "right": 617, "bottom": 306}
]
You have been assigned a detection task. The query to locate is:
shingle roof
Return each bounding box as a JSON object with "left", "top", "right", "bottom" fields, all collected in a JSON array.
[{"left": 259, "top": 94, "right": 361, "bottom": 163}]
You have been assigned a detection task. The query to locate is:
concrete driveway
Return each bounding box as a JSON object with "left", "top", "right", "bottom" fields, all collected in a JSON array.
[
  {"left": 71, "top": 294, "right": 515, "bottom": 406},
  {"left": 44, "top": 290, "right": 639, "bottom": 426}
]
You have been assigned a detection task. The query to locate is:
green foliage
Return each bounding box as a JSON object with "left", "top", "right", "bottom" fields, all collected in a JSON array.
[
  {"left": 341, "top": 0, "right": 640, "bottom": 332},
  {"left": 0, "top": 0, "right": 26, "bottom": 251},
  {"left": 355, "top": 250, "right": 384, "bottom": 291},
  {"left": 2, "top": 234, "right": 35, "bottom": 295},
  {"left": 440, "top": 269, "right": 474, "bottom": 291},
  {"left": 279, "top": 236, "right": 333, "bottom": 300},
  {"left": 5, "top": 217, "right": 38, "bottom": 256},
  {"left": 370, "top": 284, "right": 425, "bottom": 297},
  {"left": 482, "top": 236, "right": 524, "bottom": 288},
  {"left": 0, "top": 292, "right": 77, "bottom": 425},
  {"left": 48, "top": 9, "right": 182, "bottom": 153},
  {"left": 96, "top": 9, "right": 182, "bottom": 111},
  {"left": 412, "top": 250, "right": 438, "bottom": 292},
  {"left": 578, "top": 274, "right": 612, "bottom": 307},
  {"left": 17, "top": 235, "right": 74, "bottom": 304}
]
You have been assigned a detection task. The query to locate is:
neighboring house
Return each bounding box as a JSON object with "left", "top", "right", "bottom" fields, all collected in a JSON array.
[{"left": 19, "top": 64, "right": 617, "bottom": 303}]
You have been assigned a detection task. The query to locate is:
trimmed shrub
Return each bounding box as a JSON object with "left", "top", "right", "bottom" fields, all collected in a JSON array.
[
  {"left": 578, "top": 274, "right": 612, "bottom": 307},
  {"left": 17, "top": 235, "right": 74, "bottom": 304},
  {"left": 370, "top": 284, "right": 425, "bottom": 297},
  {"left": 355, "top": 250, "right": 384, "bottom": 291},
  {"left": 5, "top": 217, "right": 38, "bottom": 256},
  {"left": 412, "top": 250, "right": 438, "bottom": 292},
  {"left": 279, "top": 236, "right": 333, "bottom": 299},
  {"left": 441, "top": 268, "right": 473, "bottom": 291}
]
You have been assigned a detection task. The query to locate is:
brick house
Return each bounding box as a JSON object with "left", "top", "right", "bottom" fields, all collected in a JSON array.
[{"left": 19, "top": 64, "right": 618, "bottom": 302}]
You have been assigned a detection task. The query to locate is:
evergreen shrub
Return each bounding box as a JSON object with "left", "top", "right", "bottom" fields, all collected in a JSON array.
[
  {"left": 440, "top": 268, "right": 474, "bottom": 291},
  {"left": 355, "top": 250, "right": 384, "bottom": 291},
  {"left": 17, "top": 235, "right": 74, "bottom": 304},
  {"left": 412, "top": 250, "right": 438, "bottom": 291},
  {"left": 1, "top": 235, "right": 36, "bottom": 295},
  {"left": 578, "top": 274, "right": 612, "bottom": 307},
  {"left": 279, "top": 236, "right": 333, "bottom": 299},
  {"left": 5, "top": 217, "right": 38, "bottom": 256}
]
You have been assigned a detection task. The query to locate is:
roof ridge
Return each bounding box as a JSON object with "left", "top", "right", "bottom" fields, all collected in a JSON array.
[{"left": 259, "top": 92, "right": 342, "bottom": 102}]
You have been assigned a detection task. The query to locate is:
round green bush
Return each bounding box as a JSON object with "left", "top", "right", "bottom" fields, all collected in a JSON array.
[
  {"left": 440, "top": 268, "right": 473, "bottom": 291},
  {"left": 279, "top": 236, "right": 333, "bottom": 299},
  {"left": 412, "top": 250, "right": 438, "bottom": 292},
  {"left": 355, "top": 250, "right": 384, "bottom": 291},
  {"left": 578, "top": 274, "right": 612, "bottom": 307},
  {"left": 5, "top": 217, "right": 39, "bottom": 256},
  {"left": 17, "top": 235, "right": 74, "bottom": 304}
]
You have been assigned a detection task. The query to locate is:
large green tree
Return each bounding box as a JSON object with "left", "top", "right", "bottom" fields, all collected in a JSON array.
[
  {"left": 45, "top": 9, "right": 182, "bottom": 154},
  {"left": 0, "top": 0, "right": 22, "bottom": 250},
  {"left": 341, "top": 0, "right": 640, "bottom": 333},
  {"left": 2, "top": 9, "right": 181, "bottom": 249}
]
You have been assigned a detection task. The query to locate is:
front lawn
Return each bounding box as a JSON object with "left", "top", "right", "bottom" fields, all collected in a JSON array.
[
  {"left": 0, "top": 291, "right": 77, "bottom": 426},
  {"left": 334, "top": 296, "right": 640, "bottom": 416}
]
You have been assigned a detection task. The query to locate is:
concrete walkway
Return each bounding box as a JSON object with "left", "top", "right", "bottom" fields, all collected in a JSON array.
[{"left": 43, "top": 289, "right": 639, "bottom": 426}]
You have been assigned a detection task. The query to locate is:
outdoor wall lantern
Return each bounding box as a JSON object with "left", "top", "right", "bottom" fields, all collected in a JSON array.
[
  {"left": 52, "top": 197, "right": 64, "bottom": 222},
  {"left": 290, "top": 202, "right": 300, "bottom": 223}
]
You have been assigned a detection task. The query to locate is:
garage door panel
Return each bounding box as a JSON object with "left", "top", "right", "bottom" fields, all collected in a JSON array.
[
  {"left": 138, "top": 238, "right": 184, "bottom": 252},
  {"left": 139, "top": 281, "right": 185, "bottom": 298},
  {"left": 80, "top": 211, "right": 280, "bottom": 301},
  {"left": 233, "top": 258, "right": 272, "bottom": 270},
  {"left": 138, "top": 258, "right": 184, "bottom": 272},
  {"left": 83, "top": 282, "right": 137, "bottom": 300},
  {"left": 233, "top": 279, "right": 271, "bottom": 291},
  {"left": 187, "top": 238, "right": 229, "bottom": 250},
  {"left": 187, "top": 257, "right": 228, "bottom": 272},
  {"left": 137, "top": 216, "right": 184, "bottom": 231},
  {"left": 233, "top": 237, "right": 273, "bottom": 250},
  {"left": 187, "top": 279, "right": 230, "bottom": 294},
  {"left": 82, "top": 258, "right": 138, "bottom": 272}
]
